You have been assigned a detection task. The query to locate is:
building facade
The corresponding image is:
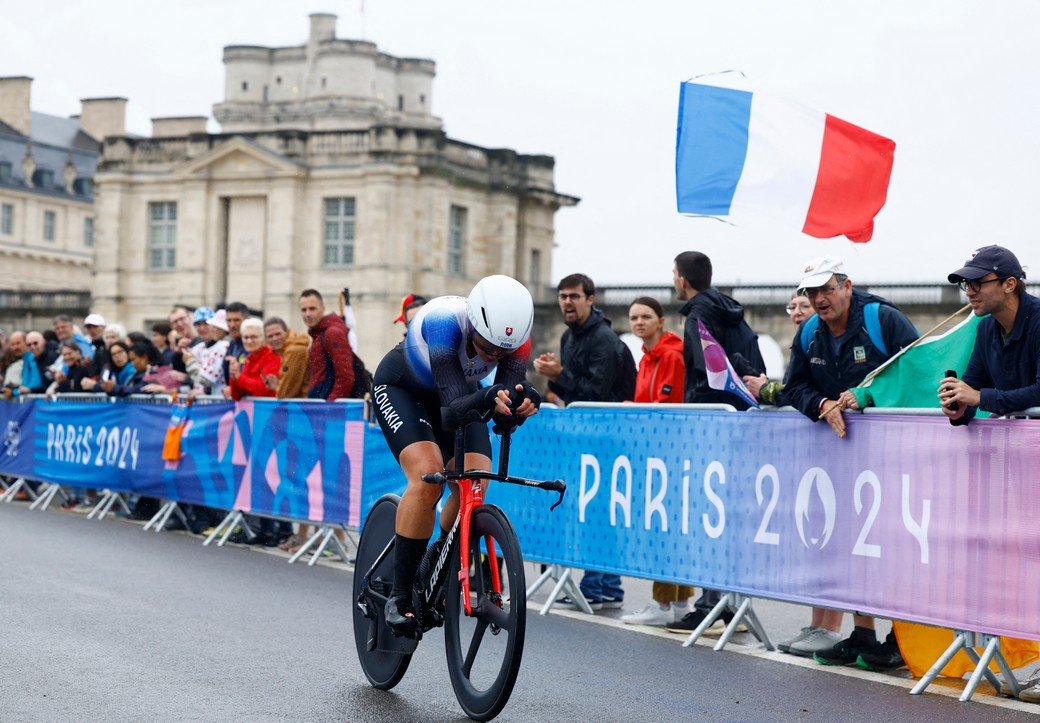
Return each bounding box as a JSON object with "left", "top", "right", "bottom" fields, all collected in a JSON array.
[
  {"left": 0, "top": 77, "right": 108, "bottom": 328},
  {"left": 92, "top": 14, "right": 578, "bottom": 364}
]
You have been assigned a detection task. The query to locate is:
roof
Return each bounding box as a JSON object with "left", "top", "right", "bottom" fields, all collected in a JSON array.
[{"left": 31, "top": 112, "right": 100, "bottom": 152}]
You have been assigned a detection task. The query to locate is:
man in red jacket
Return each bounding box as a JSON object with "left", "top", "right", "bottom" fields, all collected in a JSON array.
[{"left": 299, "top": 289, "right": 355, "bottom": 401}]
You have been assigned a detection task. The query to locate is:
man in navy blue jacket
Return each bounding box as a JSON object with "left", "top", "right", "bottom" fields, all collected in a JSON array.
[
  {"left": 784, "top": 256, "right": 918, "bottom": 438},
  {"left": 940, "top": 245, "right": 1040, "bottom": 423}
]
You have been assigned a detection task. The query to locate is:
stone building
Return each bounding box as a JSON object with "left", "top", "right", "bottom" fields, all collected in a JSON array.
[
  {"left": 0, "top": 77, "right": 110, "bottom": 328},
  {"left": 93, "top": 13, "right": 578, "bottom": 364}
]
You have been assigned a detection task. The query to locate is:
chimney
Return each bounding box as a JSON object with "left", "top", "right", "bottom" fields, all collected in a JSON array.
[
  {"left": 151, "top": 116, "right": 208, "bottom": 137},
  {"left": 0, "top": 76, "right": 33, "bottom": 136},
  {"left": 79, "top": 97, "right": 128, "bottom": 141},
  {"left": 309, "top": 13, "right": 337, "bottom": 44}
]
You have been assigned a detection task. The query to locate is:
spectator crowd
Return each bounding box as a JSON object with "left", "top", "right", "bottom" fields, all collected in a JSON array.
[{"left": 2, "top": 244, "right": 1038, "bottom": 700}]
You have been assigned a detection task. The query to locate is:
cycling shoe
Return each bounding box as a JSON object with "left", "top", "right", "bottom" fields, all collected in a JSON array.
[{"left": 385, "top": 594, "right": 421, "bottom": 637}]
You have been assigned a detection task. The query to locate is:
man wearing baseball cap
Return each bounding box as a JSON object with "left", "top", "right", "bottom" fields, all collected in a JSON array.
[
  {"left": 939, "top": 245, "right": 1040, "bottom": 432},
  {"left": 394, "top": 293, "right": 427, "bottom": 329},
  {"left": 83, "top": 313, "right": 109, "bottom": 374},
  {"left": 783, "top": 255, "right": 920, "bottom": 672}
]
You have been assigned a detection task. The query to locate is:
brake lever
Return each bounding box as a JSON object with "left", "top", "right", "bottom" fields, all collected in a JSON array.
[{"left": 548, "top": 480, "right": 566, "bottom": 512}]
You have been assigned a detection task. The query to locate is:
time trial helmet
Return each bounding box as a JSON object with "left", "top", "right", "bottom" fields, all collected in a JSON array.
[{"left": 466, "top": 275, "right": 534, "bottom": 350}]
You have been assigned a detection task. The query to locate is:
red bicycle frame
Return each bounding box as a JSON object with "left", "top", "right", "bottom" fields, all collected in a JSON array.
[{"left": 455, "top": 475, "right": 502, "bottom": 616}]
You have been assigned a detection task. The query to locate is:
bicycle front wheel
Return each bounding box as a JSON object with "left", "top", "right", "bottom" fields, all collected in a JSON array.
[
  {"left": 352, "top": 494, "right": 413, "bottom": 690},
  {"left": 444, "top": 504, "right": 526, "bottom": 721}
]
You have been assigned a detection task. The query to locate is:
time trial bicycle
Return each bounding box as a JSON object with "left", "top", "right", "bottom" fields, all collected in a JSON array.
[{"left": 353, "top": 405, "right": 565, "bottom": 721}]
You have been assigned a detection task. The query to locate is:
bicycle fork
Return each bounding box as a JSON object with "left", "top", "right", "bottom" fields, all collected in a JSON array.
[{"left": 456, "top": 476, "right": 502, "bottom": 616}]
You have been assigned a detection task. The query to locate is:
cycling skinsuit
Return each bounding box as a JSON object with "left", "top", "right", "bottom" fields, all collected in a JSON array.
[{"left": 372, "top": 296, "right": 532, "bottom": 462}]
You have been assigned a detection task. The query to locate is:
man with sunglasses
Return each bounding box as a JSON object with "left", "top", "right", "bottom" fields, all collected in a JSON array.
[
  {"left": 372, "top": 275, "right": 540, "bottom": 634},
  {"left": 940, "top": 245, "right": 1040, "bottom": 427}
]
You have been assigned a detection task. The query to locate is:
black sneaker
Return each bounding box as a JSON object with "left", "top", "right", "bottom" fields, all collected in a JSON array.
[
  {"left": 857, "top": 632, "right": 905, "bottom": 671},
  {"left": 813, "top": 632, "right": 876, "bottom": 666},
  {"left": 665, "top": 610, "right": 729, "bottom": 634}
]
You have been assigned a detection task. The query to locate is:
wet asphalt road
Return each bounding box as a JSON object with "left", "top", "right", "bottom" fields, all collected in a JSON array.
[{"left": 0, "top": 504, "right": 1033, "bottom": 722}]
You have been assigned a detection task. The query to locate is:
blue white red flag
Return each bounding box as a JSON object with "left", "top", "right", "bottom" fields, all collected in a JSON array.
[
  {"left": 696, "top": 319, "right": 759, "bottom": 408},
  {"left": 675, "top": 81, "right": 896, "bottom": 242}
]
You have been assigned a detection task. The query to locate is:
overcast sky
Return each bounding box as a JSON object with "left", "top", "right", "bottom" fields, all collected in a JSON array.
[{"left": 3, "top": 1, "right": 1037, "bottom": 287}]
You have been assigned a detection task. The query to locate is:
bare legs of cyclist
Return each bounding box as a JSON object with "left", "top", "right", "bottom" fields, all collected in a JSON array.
[{"left": 385, "top": 440, "right": 491, "bottom": 634}]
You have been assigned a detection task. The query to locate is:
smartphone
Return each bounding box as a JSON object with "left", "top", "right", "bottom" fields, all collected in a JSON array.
[{"left": 944, "top": 369, "right": 960, "bottom": 412}]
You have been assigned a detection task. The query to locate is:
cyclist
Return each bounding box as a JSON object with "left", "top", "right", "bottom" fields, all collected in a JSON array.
[{"left": 372, "top": 274, "right": 541, "bottom": 634}]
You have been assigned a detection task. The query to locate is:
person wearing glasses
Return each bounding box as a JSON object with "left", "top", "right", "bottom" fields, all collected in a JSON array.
[
  {"left": 940, "top": 246, "right": 1040, "bottom": 434},
  {"left": 534, "top": 272, "right": 633, "bottom": 611},
  {"left": 373, "top": 275, "right": 540, "bottom": 634},
  {"left": 742, "top": 291, "right": 815, "bottom": 404},
  {"left": 782, "top": 256, "right": 918, "bottom": 671}
]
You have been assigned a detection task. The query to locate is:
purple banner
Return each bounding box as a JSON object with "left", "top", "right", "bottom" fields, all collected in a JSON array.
[{"left": 491, "top": 407, "right": 1040, "bottom": 642}]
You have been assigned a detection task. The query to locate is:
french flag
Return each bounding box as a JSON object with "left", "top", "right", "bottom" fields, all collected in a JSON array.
[{"left": 675, "top": 81, "right": 896, "bottom": 242}]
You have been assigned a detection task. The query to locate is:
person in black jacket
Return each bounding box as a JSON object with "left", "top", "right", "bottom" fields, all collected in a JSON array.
[
  {"left": 534, "top": 273, "right": 630, "bottom": 609},
  {"left": 672, "top": 251, "right": 765, "bottom": 410},
  {"left": 534, "top": 273, "right": 633, "bottom": 404},
  {"left": 784, "top": 256, "right": 919, "bottom": 437},
  {"left": 665, "top": 251, "right": 765, "bottom": 636}
]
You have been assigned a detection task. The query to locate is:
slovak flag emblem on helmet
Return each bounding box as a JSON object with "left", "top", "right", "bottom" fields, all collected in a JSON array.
[{"left": 505, "top": 326, "right": 513, "bottom": 336}]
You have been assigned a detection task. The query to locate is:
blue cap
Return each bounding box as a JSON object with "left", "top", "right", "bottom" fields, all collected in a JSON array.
[
  {"left": 948, "top": 245, "right": 1025, "bottom": 283},
  {"left": 192, "top": 306, "right": 214, "bottom": 324}
]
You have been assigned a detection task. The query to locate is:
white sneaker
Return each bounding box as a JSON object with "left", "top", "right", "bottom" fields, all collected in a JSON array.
[
  {"left": 620, "top": 604, "right": 671, "bottom": 626},
  {"left": 788, "top": 628, "right": 840, "bottom": 657}
]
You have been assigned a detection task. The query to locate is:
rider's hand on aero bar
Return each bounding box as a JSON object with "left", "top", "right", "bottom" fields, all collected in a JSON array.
[
  {"left": 493, "top": 382, "right": 541, "bottom": 434},
  {"left": 441, "top": 384, "right": 507, "bottom": 431}
]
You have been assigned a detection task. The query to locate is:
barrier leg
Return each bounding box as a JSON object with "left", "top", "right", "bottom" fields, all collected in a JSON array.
[
  {"left": 30, "top": 483, "right": 63, "bottom": 511},
  {"left": 216, "top": 512, "right": 252, "bottom": 546},
  {"left": 993, "top": 646, "right": 1022, "bottom": 698},
  {"left": 328, "top": 528, "right": 353, "bottom": 562},
  {"left": 307, "top": 527, "right": 335, "bottom": 567},
  {"left": 0, "top": 477, "right": 29, "bottom": 503},
  {"left": 154, "top": 502, "right": 188, "bottom": 533},
  {"left": 96, "top": 492, "right": 129, "bottom": 520},
  {"left": 526, "top": 565, "right": 556, "bottom": 600},
  {"left": 144, "top": 502, "right": 168, "bottom": 531},
  {"left": 683, "top": 593, "right": 733, "bottom": 648},
  {"left": 86, "top": 492, "right": 107, "bottom": 519},
  {"left": 203, "top": 512, "right": 234, "bottom": 546},
  {"left": 287, "top": 526, "right": 325, "bottom": 564},
  {"left": 713, "top": 596, "right": 751, "bottom": 651},
  {"left": 743, "top": 607, "right": 773, "bottom": 650},
  {"left": 910, "top": 632, "right": 969, "bottom": 695},
  {"left": 961, "top": 636, "right": 1002, "bottom": 702}
]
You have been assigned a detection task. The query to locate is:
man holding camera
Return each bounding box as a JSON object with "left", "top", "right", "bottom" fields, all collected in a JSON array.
[{"left": 940, "top": 245, "right": 1040, "bottom": 424}]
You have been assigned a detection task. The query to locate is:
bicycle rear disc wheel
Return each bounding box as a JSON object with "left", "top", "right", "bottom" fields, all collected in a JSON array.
[
  {"left": 352, "top": 494, "right": 412, "bottom": 690},
  {"left": 444, "top": 504, "right": 526, "bottom": 721}
]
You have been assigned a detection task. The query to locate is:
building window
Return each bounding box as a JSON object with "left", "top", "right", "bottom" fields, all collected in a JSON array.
[
  {"left": 276, "top": 76, "right": 282, "bottom": 85},
  {"left": 35, "top": 169, "right": 55, "bottom": 188},
  {"left": 42, "top": 210, "right": 55, "bottom": 241},
  {"left": 322, "top": 197, "right": 356, "bottom": 267},
  {"left": 397, "top": 94, "right": 404, "bottom": 111},
  {"left": 1, "top": 204, "right": 12, "bottom": 235},
  {"left": 322, "top": 77, "right": 327, "bottom": 88},
  {"left": 84, "top": 217, "right": 94, "bottom": 247},
  {"left": 530, "top": 249, "right": 541, "bottom": 288},
  {"left": 241, "top": 81, "right": 248, "bottom": 92},
  {"left": 420, "top": 94, "right": 426, "bottom": 106},
  {"left": 148, "top": 201, "right": 177, "bottom": 270},
  {"left": 75, "top": 178, "right": 94, "bottom": 197},
  {"left": 448, "top": 205, "right": 467, "bottom": 277},
  {"left": 0, "top": 161, "right": 11, "bottom": 183}
]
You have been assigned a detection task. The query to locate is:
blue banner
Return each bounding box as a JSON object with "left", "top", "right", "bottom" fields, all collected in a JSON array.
[{"left": 5, "top": 398, "right": 1040, "bottom": 640}]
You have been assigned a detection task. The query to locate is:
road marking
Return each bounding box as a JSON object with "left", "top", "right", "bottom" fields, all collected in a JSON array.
[{"left": 532, "top": 603, "right": 1039, "bottom": 715}]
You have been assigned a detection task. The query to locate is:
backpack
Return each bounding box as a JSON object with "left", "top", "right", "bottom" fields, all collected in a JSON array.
[
  {"left": 799, "top": 302, "right": 887, "bottom": 357},
  {"left": 349, "top": 351, "right": 373, "bottom": 399},
  {"left": 614, "top": 337, "right": 637, "bottom": 402}
]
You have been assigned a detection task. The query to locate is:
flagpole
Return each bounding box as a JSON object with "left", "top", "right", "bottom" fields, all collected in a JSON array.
[{"left": 818, "top": 303, "right": 972, "bottom": 419}]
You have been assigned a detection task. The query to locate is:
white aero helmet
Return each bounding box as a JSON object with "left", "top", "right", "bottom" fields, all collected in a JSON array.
[{"left": 466, "top": 275, "right": 534, "bottom": 350}]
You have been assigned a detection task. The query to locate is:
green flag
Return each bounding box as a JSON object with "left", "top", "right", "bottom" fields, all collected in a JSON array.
[{"left": 850, "top": 311, "right": 987, "bottom": 412}]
